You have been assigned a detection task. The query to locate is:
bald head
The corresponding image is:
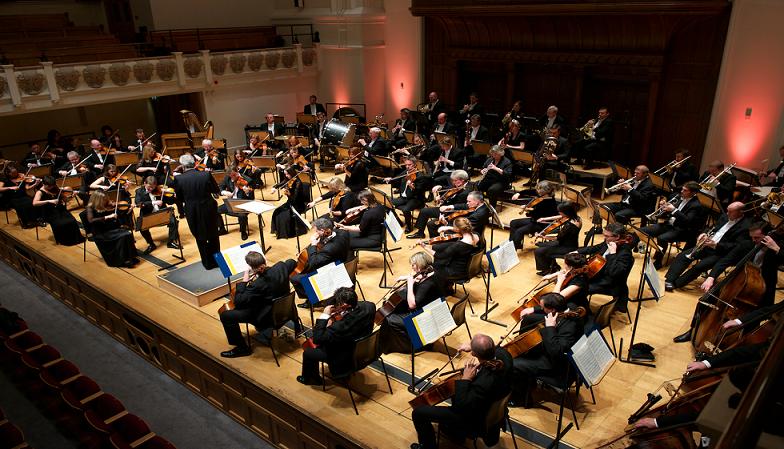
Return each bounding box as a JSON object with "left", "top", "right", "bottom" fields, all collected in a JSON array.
[
  {"left": 471, "top": 334, "right": 495, "bottom": 361},
  {"left": 727, "top": 201, "right": 744, "bottom": 220}
]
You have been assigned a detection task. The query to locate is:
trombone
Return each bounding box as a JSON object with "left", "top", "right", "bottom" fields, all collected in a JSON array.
[
  {"left": 699, "top": 163, "right": 737, "bottom": 191},
  {"left": 654, "top": 155, "right": 691, "bottom": 175}
]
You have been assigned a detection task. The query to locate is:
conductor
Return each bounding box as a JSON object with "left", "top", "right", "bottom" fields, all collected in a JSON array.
[{"left": 173, "top": 154, "right": 221, "bottom": 269}]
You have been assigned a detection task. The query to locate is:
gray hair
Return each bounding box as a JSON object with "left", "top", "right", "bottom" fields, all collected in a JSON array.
[
  {"left": 468, "top": 191, "right": 484, "bottom": 202},
  {"left": 369, "top": 127, "right": 381, "bottom": 134},
  {"left": 67, "top": 151, "right": 79, "bottom": 159},
  {"left": 313, "top": 217, "right": 334, "bottom": 231},
  {"left": 547, "top": 105, "right": 558, "bottom": 113},
  {"left": 536, "top": 180, "right": 554, "bottom": 196},
  {"left": 451, "top": 170, "right": 469, "bottom": 182},
  {"left": 489, "top": 145, "right": 505, "bottom": 156},
  {"left": 202, "top": 139, "right": 213, "bottom": 147},
  {"left": 179, "top": 154, "right": 195, "bottom": 168}
]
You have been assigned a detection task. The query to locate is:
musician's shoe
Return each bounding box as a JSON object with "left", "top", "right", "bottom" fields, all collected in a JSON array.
[
  {"left": 220, "top": 346, "right": 252, "bottom": 358},
  {"left": 653, "top": 253, "right": 664, "bottom": 270},
  {"left": 297, "top": 301, "right": 312, "bottom": 309},
  {"left": 217, "top": 229, "right": 229, "bottom": 236},
  {"left": 166, "top": 241, "right": 181, "bottom": 250},
  {"left": 673, "top": 329, "right": 692, "bottom": 343},
  {"left": 241, "top": 230, "right": 249, "bottom": 240},
  {"left": 615, "top": 303, "right": 628, "bottom": 314},
  {"left": 143, "top": 244, "right": 156, "bottom": 255},
  {"left": 664, "top": 282, "right": 674, "bottom": 292},
  {"left": 407, "top": 231, "right": 425, "bottom": 239},
  {"left": 536, "top": 270, "right": 548, "bottom": 276},
  {"left": 296, "top": 375, "right": 324, "bottom": 386}
]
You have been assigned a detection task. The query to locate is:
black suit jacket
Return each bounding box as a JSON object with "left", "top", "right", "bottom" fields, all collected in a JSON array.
[
  {"left": 85, "top": 151, "right": 115, "bottom": 174},
  {"left": 134, "top": 188, "right": 163, "bottom": 215},
  {"left": 219, "top": 176, "right": 255, "bottom": 200},
  {"left": 426, "top": 100, "right": 446, "bottom": 124},
  {"left": 672, "top": 162, "right": 699, "bottom": 187},
  {"left": 460, "top": 103, "right": 484, "bottom": 121},
  {"left": 538, "top": 315, "right": 583, "bottom": 373},
  {"left": 669, "top": 196, "right": 707, "bottom": 233},
  {"left": 434, "top": 147, "right": 466, "bottom": 174},
  {"left": 365, "top": 138, "right": 392, "bottom": 157},
  {"left": 593, "top": 118, "right": 614, "bottom": 148},
  {"left": 306, "top": 230, "right": 352, "bottom": 272},
  {"left": 467, "top": 126, "right": 490, "bottom": 144},
  {"left": 431, "top": 121, "right": 454, "bottom": 136},
  {"left": 303, "top": 103, "right": 326, "bottom": 115},
  {"left": 623, "top": 177, "right": 658, "bottom": 215},
  {"left": 452, "top": 203, "right": 490, "bottom": 235},
  {"left": 451, "top": 347, "right": 513, "bottom": 429},
  {"left": 714, "top": 237, "right": 784, "bottom": 306},
  {"left": 260, "top": 122, "right": 285, "bottom": 139},
  {"left": 172, "top": 169, "right": 219, "bottom": 240},
  {"left": 312, "top": 301, "right": 375, "bottom": 375},
  {"left": 234, "top": 261, "right": 294, "bottom": 328},
  {"left": 700, "top": 170, "right": 736, "bottom": 206},
  {"left": 539, "top": 114, "right": 567, "bottom": 130},
  {"left": 765, "top": 160, "right": 784, "bottom": 187},
  {"left": 708, "top": 215, "right": 751, "bottom": 256},
  {"left": 577, "top": 242, "right": 634, "bottom": 287}
]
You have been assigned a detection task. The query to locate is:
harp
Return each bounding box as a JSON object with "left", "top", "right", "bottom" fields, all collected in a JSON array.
[{"left": 160, "top": 110, "right": 216, "bottom": 159}]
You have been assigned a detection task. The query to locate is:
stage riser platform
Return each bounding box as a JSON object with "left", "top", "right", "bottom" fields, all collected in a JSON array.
[{"left": 0, "top": 231, "right": 365, "bottom": 449}]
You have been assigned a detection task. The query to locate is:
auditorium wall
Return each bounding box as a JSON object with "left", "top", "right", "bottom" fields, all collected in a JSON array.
[
  {"left": 145, "top": 0, "right": 273, "bottom": 30},
  {"left": 702, "top": 0, "right": 784, "bottom": 170},
  {"left": 0, "top": 0, "right": 108, "bottom": 29}
]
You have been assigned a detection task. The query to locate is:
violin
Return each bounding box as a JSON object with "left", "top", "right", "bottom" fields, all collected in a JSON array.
[
  {"left": 235, "top": 176, "right": 250, "bottom": 189},
  {"left": 330, "top": 190, "right": 346, "bottom": 210},
  {"left": 152, "top": 153, "right": 171, "bottom": 163},
  {"left": 435, "top": 186, "right": 463, "bottom": 206},
  {"left": 437, "top": 205, "right": 477, "bottom": 225},
  {"left": 343, "top": 152, "right": 362, "bottom": 170},
  {"left": 110, "top": 200, "right": 132, "bottom": 212},
  {"left": 411, "top": 233, "right": 460, "bottom": 248},
  {"left": 108, "top": 175, "right": 133, "bottom": 187},
  {"left": 13, "top": 174, "right": 39, "bottom": 186},
  {"left": 151, "top": 185, "right": 176, "bottom": 198},
  {"left": 534, "top": 216, "right": 569, "bottom": 240},
  {"left": 98, "top": 145, "right": 117, "bottom": 155},
  {"left": 339, "top": 205, "right": 367, "bottom": 225}
]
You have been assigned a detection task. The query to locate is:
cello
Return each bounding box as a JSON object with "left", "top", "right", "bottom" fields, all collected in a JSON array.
[{"left": 500, "top": 308, "right": 586, "bottom": 358}]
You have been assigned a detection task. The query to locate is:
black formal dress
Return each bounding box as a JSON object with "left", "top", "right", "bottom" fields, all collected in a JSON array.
[
  {"left": 319, "top": 190, "right": 358, "bottom": 220},
  {"left": 533, "top": 221, "right": 580, "bottom": 271},
  {"left": 392, "top": 172, "right": 428, "bottom": 230},
  {"left": 271, "top": 178, "right": 309, "bottom": 239},
  {"left": 301, "top": 301, "right": 376, "bottom": 380},
  {"left": 381, "top": 272, "right": 447, "bottom": 354},
  {"left": 172, "top": 169, "right": 221, "bottom": 269},
  {"left": 412, "top": 347, "right": 513, "bottom": 449},
  {"left": 577, "top": 242, "right": 634, "bottom": 309},
  {"left": 290, "top": 230, "right": 352, "bottom": 299},
  {"left": 344, "top": 160, "right": 369, "bottom": 193},
  {"left": 604, "top": 177, "right": 658, "bottom": 223},
  {"left": 134, "top": 159, "right": 167, "bottom": 185},
  {"left": 1, "top": 179, "right": 38, "bottom": 227},
  {"left": 134, "top": 188, "right": 178, "bottom": 247},
  {"left": 665, "top": 216, "right": 751, "bottom": 288},
  {"left": 36, "top": 190, "right": 83, "bottom": 246},
  {"left": 220, "top": 260, "right": 295, "bottom": 347},
  {"left": 433, "top": 240, "right": 480, "bottom": 280},
  {"left": 477, "top": 156, "right": 513, "bottom": 207},
  {"left": 349, "top": 204, "right": 385, "bottom": 249},
  {"left": 508, "top": 197, "right": 558, "bottom": 248},
  {"left": 86, "top": 208, "right": 137, "bottom": 267}
]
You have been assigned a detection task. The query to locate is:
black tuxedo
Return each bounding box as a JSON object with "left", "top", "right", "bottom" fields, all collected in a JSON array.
[
  {"left": 303, "top": 103, "right": 326, "bottom": 115},
  {"left": 85, "top": 151, "right": 115, "bottom": 174},
  {"left": 364, "top": 138, "right": 391, "bottom": 157},
  {"left": 539, "top": 114, "right": 567, "bottom": 130},
  {"left": 302, "top": 301, "right": 375, "bottom": 379},
  {"left": 671, "top": 162, "right": 699, "bottom": 188},
  {"left": 290, "top": 230, "right": 352, "bottom": 298},
  {"left": 605, "top": 177, "right": 658, "bottom": 222},
  {"left": 699, "top": 170, "right": 736, "bottom": 208},
  {"left": 431, "top": 121, "right": 454, "bottom": 136},
  {"left": 459, "top": 103, "right": 484, "bottom": 122},
  {"left": 465, "top": 126, "right": 490, "bottom": 145},
  {"left": 425, "top": 99, "right": 446, "bottom": 125},
  {"left": 260, "top": 122, "right": 285, "bottom": 143},
  {"left": 432, "top": 147, "right": 466, "bottom": 186},
  {"left": 220, "top": 261, "right": 295, "bottom": 347},
  {"left": 173, "top": 169, "right": 221, "bottom": 269},
  {"left": 414, "top": 186, "right": 470, "bottom": 234},
  {"left": 640, "top": 196, "right": 707, "bottom": 254},
  {"left": 578, "top": 242, "right": 634, "bottom": 307},
  {"left": 412, "top": 347, "right": 512, "bottom": 448},
  {"left": 430, "top": 203, "right": 490, "bottom": 237}
]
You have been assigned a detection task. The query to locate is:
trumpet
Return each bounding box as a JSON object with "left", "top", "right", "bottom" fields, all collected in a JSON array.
[
  {"left": 685, "top": 229, "right": 716, "bottom": 260},
  {"left": 646, "top": 194, "right": 681, "bottom": 221},
  {"left": 654, "top": 155, "right": 691, "bottom": 175},
  {"left": 699, "top": 163, "right": 736, "bottom": 191},
  {"left": 604, "top": 177, "right": 637, "bottom": 195}
]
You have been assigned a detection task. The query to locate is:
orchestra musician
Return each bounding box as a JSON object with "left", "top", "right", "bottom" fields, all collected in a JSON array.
[
  {"left": 501, "top": 100, "right": 524, "bottom": 131},
  {"left": 260, "top": 113, "right": 285, "bottom": 146},
  {"left": 32, "top": 176, "right": 83, "bottom": 246},
  {"left": 508, "top": 180, "right": 559, "bottom": 249},
  {"left": 290, "top": 218, "right": 352, "bottom": 307},
  {"left": 664, "top": 202, "right": 750, "bottom": 292},
  {"left": 271, "top": 166, "right": 310, "bottom": 239},
  {"left": 477, "top": 145, "right": 513, "bottom": 208},
  {"left": 335, "top": 146, "right": 369, "bottom": 193},
  {"left": 759, "top": 145, "right": 784, "bottom": 187},
  {"left": 458, "top": 92, "right": 483, "bottom": 122},
  {"left": 509, "top": 292, "right": 584, "bottom": 408},
  {"left": 245, "top": 134, "right": 269, "bottom": 157},
  {"left": 89, "top": 165, "right": 133, "bottom": 227},
  {"left": 134, "top": 144, "right": 168, "bottom": 185},
  {"left": 699, "top": 160, "right": 737, "bottom": 209},
  {"left": 430, "top": 136, "right": 465, "bottom": 188},
  {"left": 194, "top": 139, "right": 226, "bottom": 171},
  {"left": 640, "top": 181, "right": 707, "bottom": 269},
  {"left": 410, "top": 334, "right": 512, "bottom": 449},
  {"left": 390, "top": 108, "right": 417, "bottom": 148},
  {"left": 422, "top": 91, "right": 445, "bottom": 127},
  {"left": 298, "top": 287, "right": 375, "bottom": 385},
  {"left": 604, "top": 165, "right": 657, "bottom": 223},
  {"left": 57, "top": 151, "right": 91, "bottom": 203},
  {"left": 669, "top": 149, "right": 699, "bottom": 188},
  {"left": 232, "top": 150, "right": 263, "bottom": 189},
  {"left": 380, "top": 251, "right": 446, "bottom": 354},
  {"left": 172, "top": 154, "right": 221, "bottom": 270},
  {"left": 575, "top": 223, "right": 634, "bottom": 313},
  {"left": 84, "top": 190, "right": 138, "bottom": 268},
  {"left": 217, "top": 169, "right": 254, "bottom": 240},
  {"left": 134, "top": 176, "right": 180, "bottom": 254},
  {"left": 407, "top": 170, "right": 471, "bottom": 239},
  {"left": 417, "top": 217, "right": 481, "bottom": 281},
  {"left": 430, "top": 112, "right": 454, "bottom": 137},
  {"left": 219, "top": 251, "right": 294, "bottom": 358},
  {"left": 308, "top": 177, "right": 358, "bottom": 220},
  {"left": 23, "top": 142, "right": 54, "bottom": 168},
  {"left": 673, "top": 222, "right": 783, "bottom": 343},
  {"left": 386, "top": 156, "right": 427, "bottom": 233},
  {"left": 85, "top": 138, "right": 115, "bottom": 174},
  {"left": 533, "top": 202, "right": 582, "bottom": 275},
  {"left": 463, "top": 114, "right": 490, "bottom": 168},
  {"left": 429, "top": 190, "right": 490, "bottom": 238},
  {"left": 335, "top": 189, "right": 385, "bottom": 250},
  {"left": 303, "top": 95, "right": 326, "bottom": 115},
  {"left": 358, "top": 127, "right": 392, "bottom": 158},
  {"left": 539, "top": 105, "right": 567, "bottom": 131},
  {"left": 517, "top": 253, "right": 590, "bottom": 327},
  {"left": 498, "top": 119, "right": 525, "bottom": 163},
  {"left": 276, "top": 138, "right": 312, "bottom": 181},
  {"left": 0, "top": 164, "right": 41, "bottom": 228},
  {"left": 573, "top": 107, "right": 613, "bottom": 170},
  {"left": 99, "top": 125, "right": 122, "bottom": 149},
  {"left": 312, "top": 111, "right": 328, "bottom": 147},
  {"left": 127, "top": 128, "right": 148, "bottom": 152}
]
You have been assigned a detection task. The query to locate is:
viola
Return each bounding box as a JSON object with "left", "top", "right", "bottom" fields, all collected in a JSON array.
[
  {"left": 435, "top": 186, "right": 463, "bottom": 206},
  {"left": 330, "top": 190, "right": 346, "bottom": 210},
  {"left": 534, "top": 216, "right": 569, "bottom": 240},
  {"left": 339, "top": 205, "right": 367, "bottom": 225},
  {"left": 438, "top": 206, "right": 477, "bottom": 225},
  {"left": 151, "top": 186, "right": 175, "bottom": 198},
  {"left": 235, "top": 176, "right": 250, "bottom": 189},
  {"left": 519, "top": 195, "right": 545, "bottom": 215}
]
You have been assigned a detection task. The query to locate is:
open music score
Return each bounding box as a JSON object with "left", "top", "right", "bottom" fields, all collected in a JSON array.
[
  {"left": 486, "top": 240, "right": 519, "bottom": 276},
  {"left": 403, "top": 299, "right": 457, "bottom": 351},
  {"left": 214, "top": 241, "right": 265, "bottom": 278},
  {"left": 384, "top": 210, "right": 404, "bottom": 242},
  {"left": 301, "top": 261, "right": 354, "bottom": 305},
  {"left": 570, "top": 330, "right": 616, "bottom": 387}
]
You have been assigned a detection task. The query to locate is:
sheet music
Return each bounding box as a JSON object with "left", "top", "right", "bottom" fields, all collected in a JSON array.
[
  {"left": 236, "top": 201, "right": 276, "bottom": 215},
  {"left": 385, "top": 211, "right": 404, "bottom": 242},
  {"left": 310, "top": 262, "right": 354, "bottom": 300},
  {"left": 413, "top": 300, "right": 457, "bottom": 345},
  {"left": 487, "top": 240, "right": 519, "bottom": 276},
  {"left": 294, "top": 210, "right": 312, "bottom": 230},
  {"left": 216, "top": 242, "right": 264, "bottom": 277},
  {"left": 571, "top": 331, "right": 615, "bottom": 386}
]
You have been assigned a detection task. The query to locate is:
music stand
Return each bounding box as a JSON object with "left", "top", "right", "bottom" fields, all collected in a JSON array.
[
  {"left": 403, "top": 131, "right": 415, "bottom": 144},
  {"left": 210, "top": 170, "right": 227, "bottom": 187},
  {"left": 608, "top": 161, "right": 632, "bottom": 180},
  {"left": 433, "top": 132, "right": 457, "bottom": 146},
  {"left": 372, "top": 156, "right": 400, "bottom": 171},
  {"left": 29, "top": 165, "right": 52, "bottom": 178},
  {"left": 296, "top": 113, "right": 316, "bottom": 125},
  {"left": 696, "top": 190, "right": 724, "bottom": 219},
  {"left": 58, "top": 174, "right": 84, "bottom": 189},
  {"left": 471, "top": 141, "right": 492, "bottom": 156},
  {"left": 648, "top": 172, "right": 671, "bottom": 195},
  {"left": 225, "top": 198, "right": 271, "bottom": 253},
  {"left": 480, "top": 203, "right": 505, "bottom": 327},
  {"left": 767, "top": 210, "right": 784, "bottom": 228},
  {"left": 619, "top": 224, "right": 663, "bottom": 368},
  {"left": 138, "top": 208, "right": 185, "bottom": 271},
  {"left": 511, "top": 149, "right": 533, "bottom": 166}
]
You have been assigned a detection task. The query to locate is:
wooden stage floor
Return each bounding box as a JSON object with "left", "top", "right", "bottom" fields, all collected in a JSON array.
[{"left": 1, "top": 172, "right": 761, "bottom": 449}]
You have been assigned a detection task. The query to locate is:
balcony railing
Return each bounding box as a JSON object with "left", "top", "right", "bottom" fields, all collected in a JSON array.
[{"left": 0, "top": 44, "right": 318, "bottom": 114}]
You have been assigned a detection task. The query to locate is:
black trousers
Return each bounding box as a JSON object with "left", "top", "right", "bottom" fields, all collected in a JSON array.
[
  {"left": 412, "top": 405, "right": 466, "bottom": 449},
  {"left": 219, "top": 308, "right": 256, "bottom": 347},
  {"left": 196, "top": 236, "right": 220, "bottom": 269},
  {"left": 589, "top": 277, "right": 631, "bottom": 309},
  {"left": 478, "top": 178, "right": 506, "bottom": 207},
  {"left": 415, "top": 206, "right": 442, "bottom": 232},
  {"left": 218, "top": 205, "right": 249, "bottom": 234},
  {"left": 349, "top": 231, "right": 382, "bottom": 250},
  {"left": 393, "top": 196, "right": 423, "bottom": 229},
  {"left": 302, "top": 346, "right": 328, "bottom": 379},
  {"left": 138, "top": 211, "right": 177, "bottom": 246},
  {"left": 533, "top": 242, "right": 574, "bottom": 271},
  {"left": 665, "top": 248, "right": 720, "bottom": 287},
  {"left": 508, "top": 218, "right": 546, "bottom": 248},
  {"left": 640, "top": 223, "right": 692, "bottom": 253},
  {"left": 604, "top": 202, "right": 640, "bottom": 224}
]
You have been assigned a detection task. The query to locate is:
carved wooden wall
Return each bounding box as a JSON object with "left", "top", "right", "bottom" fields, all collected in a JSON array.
[{"left": 412, "top": 0, "right": 731, "bottom": 168}]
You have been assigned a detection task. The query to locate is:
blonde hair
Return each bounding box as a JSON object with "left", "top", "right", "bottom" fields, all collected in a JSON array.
[
  {"left": 453, "top": 217, "right": 473, "bottom": 234},
  {"left": 327, "top": 177, "right": 347, "bottom": 192},
  {"left": 410, "top": 251, "right": 433, "bottom": 272},
  {"left": 87, "top": 190, "right": 110, "bottom": 212},
  {"left": 142, "top": 144, "right": 156, "bottom": 161}
]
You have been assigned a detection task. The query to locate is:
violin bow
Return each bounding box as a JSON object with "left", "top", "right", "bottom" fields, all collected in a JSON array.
[
  {"left": 416, "top": 350, "right": 465, "bottom": 394},
  {"left": 134, "top": 132, "right": 157, "bottom": 152}
]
